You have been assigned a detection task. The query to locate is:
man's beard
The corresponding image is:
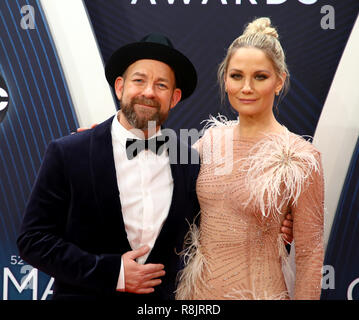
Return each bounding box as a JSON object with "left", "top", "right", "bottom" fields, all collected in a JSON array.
[{"left": 121, "top": 96, "right": 169, "bottom": 130}]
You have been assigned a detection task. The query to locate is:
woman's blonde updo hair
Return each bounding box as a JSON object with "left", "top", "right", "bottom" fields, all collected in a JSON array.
[{"left": 218, "top": 17, "right": 290, "bottom": 103}]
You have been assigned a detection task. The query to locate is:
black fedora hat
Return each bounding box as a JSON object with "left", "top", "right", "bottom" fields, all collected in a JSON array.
[{"left": 105, "top": 33, "right": 197, "bottom": 100}]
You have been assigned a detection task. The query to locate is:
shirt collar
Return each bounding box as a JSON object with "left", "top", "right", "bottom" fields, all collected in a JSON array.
[{"left": 112, "top": 111, "right": 163, "bottom": 148}]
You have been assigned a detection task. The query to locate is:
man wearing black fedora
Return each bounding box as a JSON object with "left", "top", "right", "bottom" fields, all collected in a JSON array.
[
  {"left": 17, "top": 33, "right": 200, "bottom": 300},
  {"left": 17, "top": 33, "right": 293, "bottom": 301}
]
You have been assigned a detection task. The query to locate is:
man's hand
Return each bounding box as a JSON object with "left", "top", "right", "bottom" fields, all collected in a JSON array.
[
  {"left": 71, "top": 124, "right": 98, "bottom": 135},
  {"left": 281, "top": 213, "right": 293, "bottom": 244},
  {"left": 121, "top": 245, "right": 165, "bottom": 294},
  {"left": 77, "top": 123, "right": 98, "bottom": 132}
]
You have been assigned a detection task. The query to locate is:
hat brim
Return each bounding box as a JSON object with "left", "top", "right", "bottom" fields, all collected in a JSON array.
[{"left": 105, "top": 42, "right": 197, "bottom": 100}]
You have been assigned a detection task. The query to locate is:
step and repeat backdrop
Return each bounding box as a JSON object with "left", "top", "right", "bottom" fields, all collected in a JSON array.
[{"left": 0, "top": 0, "right": 358, "bottom": 300}]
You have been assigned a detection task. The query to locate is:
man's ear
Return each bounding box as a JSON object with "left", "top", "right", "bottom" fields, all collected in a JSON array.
[
  {"left": 114, "top": 76, "right": 124, "bottom": 100},
  {"left": 170, "top": 88, "right": 182, "bottom": 109}
]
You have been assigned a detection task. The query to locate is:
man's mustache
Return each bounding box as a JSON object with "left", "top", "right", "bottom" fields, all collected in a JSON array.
[{"left": 132, "top": 96, "right": 160, "bottom": 108}]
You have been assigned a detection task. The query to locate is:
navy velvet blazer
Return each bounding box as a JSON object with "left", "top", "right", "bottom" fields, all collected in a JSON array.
[{"left": 17, "top": 116, "right": 200, "bottom": 300}]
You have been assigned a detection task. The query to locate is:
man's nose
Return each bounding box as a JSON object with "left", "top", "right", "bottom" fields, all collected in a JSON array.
[{"left": 142, "top": 83, "right": 156, "bottom": 97}]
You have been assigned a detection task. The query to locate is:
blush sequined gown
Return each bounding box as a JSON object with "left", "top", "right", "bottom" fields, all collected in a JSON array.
[{"left": 176, "top": 118, "right": 324, "bottom": 300}]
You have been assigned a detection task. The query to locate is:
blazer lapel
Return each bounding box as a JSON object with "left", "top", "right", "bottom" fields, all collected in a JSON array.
[
  {"left": 89, "top": 116, "right": 130, "bottom": 249},
  {"left": 149, "top": 132, "right": 187, "bottom": 254}
]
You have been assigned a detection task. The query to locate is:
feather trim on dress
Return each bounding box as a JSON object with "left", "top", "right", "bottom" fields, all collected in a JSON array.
[
  {"left": 200, "top": 113, "right": 238, "bottom": 133},
  {"left": 175, "top": 216, "right": 209, "bottom": 300},
  {"left": 224, "top": 283, "right": 289, "bottom": 300},
  {"left": 176, "top": 114, "right": 321, "bottom": 300},
  {"left": 200, "top": 114, "right": 320, "bottom": 221},
  {"left": 241, "top": 128, "right": 320, "bottom": 220}
]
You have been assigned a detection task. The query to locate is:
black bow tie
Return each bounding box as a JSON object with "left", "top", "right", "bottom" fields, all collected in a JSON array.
[{"left": 126, "top": 135, "right": 169, "bottom": 159}]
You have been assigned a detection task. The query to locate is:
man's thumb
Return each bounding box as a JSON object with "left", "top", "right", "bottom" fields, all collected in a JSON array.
[{"left": 128, "top": 245, "right": 150, "bottom": 260}]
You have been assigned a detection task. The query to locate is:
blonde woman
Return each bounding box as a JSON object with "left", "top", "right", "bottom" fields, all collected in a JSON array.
[{"left": 176, "top": 17, "right": 324, "bottom": 300}]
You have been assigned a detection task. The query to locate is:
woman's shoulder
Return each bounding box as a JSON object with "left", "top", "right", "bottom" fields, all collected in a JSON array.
[
  {"left": 244, "top": 128, "right": 323, "bottom": 218},
  {"left": 285, "top": 130, "right": 321, "bottom": 158},
  {"left": 202, "top": 114, "right": 238, "bottom": 131},
  {"left": 192, "top": 114, "right": 237, "bottom": 154},
  {"left": 200, "top": 114, "right": 238, "bottom": 140},
  {"left": 244, "top": 127, "right": 322, "bottom": 184}
]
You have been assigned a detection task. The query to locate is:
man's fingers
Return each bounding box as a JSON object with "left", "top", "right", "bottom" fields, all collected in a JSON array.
[
  {"left": 283, "top": 219, "right": 293, "bottom": 228},
  {"left": 76, "top": 127, "right": 90, "bottom": 132},
  {"left": 141, "top": 262, "right": 165, "bottom": 274},
  {"left": 122, "top": 247, "right": 166, "bottom": 295},
  {"left": 283, "top": 236, "right": 292, "bottom": 244},
  {"left": 76, "top": 124, "right": 98, "bottom": 133},
  {"left": 127, "top": 245, "right": 151, "bottom": 260},
  {"left": 281, "top": 226, "right": 292, "bottom": 235},
  {"left": 142, "top": 278, "right": 162, "bottom": 289},
  {"left": 125, "top": 276, "right": 163, "bottom": 295},
  {"left": 136, "top": 288, "right": 155, "bottom": 294},
  {"left": 281, "top": 228, "right": 293, "bottom": 244},
  {"left": 144, "top": 269, "right": 166, "bottom": 281}
]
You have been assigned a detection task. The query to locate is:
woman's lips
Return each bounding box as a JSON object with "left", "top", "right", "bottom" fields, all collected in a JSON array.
[{"left": 239, "top": 98, "right": 257, "bottom": 104}]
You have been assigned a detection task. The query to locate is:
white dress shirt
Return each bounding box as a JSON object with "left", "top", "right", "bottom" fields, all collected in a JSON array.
[{"left": 111, "top": 112, "right": 174, "bottom": 290}]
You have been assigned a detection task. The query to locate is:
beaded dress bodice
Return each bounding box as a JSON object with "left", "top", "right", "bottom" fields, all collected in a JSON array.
[{"left": 176, "top": 121, "right": 324, "bottom": 300}]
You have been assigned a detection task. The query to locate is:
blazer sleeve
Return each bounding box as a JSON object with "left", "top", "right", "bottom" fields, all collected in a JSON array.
[{"left": 17, "top": 140, "right": 122, "bottom": 295}]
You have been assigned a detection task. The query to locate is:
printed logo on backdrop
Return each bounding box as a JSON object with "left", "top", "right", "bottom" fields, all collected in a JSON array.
[
  {"left": 0, "top": 74, "right": 9, "bottom": 123},
  {"left": 3, "top": 255, "right": 54, "bottom": 300},
  {"left": 129, "top": 0, "right": 335, "bottom": 29},
  {"left": 130, "top": 0, "right": 319, "bottom": 5}
]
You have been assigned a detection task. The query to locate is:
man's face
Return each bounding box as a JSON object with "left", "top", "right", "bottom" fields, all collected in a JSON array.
[{"left": 115, "top": 59, "right": 182, "bottom": 130}]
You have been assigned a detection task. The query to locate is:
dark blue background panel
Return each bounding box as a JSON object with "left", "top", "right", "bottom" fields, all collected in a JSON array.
[
  {"left": 84, "top": 0, "right": 358, "bottom": 137},
  {"left": 322, "top": 136, "right": 359, "bottom": 300},
  {"left": 0, "top": 0, "right": 78, "bottom": 299}
]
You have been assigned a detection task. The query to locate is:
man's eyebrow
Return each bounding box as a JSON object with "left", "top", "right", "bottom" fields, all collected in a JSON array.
[
  {"left": 129, "top": 73, "right": 170, "bottom": 82},
  {"left": 157, "top": 77, "right": 170, "bottom": 83},
  {"left": 130, "top": 72, "right": 147, "bottom": 78}
]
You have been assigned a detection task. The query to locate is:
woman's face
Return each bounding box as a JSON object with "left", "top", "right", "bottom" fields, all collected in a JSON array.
[{"left": 225, "top": 47, "right": 285, "bottom": 119}]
